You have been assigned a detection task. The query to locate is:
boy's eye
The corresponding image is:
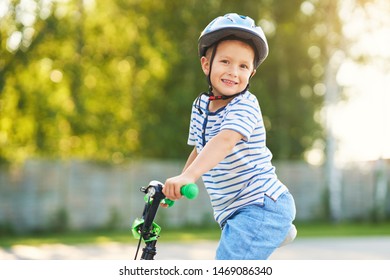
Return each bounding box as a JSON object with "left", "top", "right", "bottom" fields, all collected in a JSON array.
[
  {"left": 220, "top": 59, "right": 229, "bottom": 64},
  {"left": 240, "top": 64, "right": 249, "bottom": 69}
]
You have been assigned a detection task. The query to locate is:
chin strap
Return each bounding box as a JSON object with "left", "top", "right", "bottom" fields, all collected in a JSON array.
[
  {"left": 209, "top": 94, "right": 240, "bottom": 100},
  {"left": 195, "top": 84, "right": 249, "bottom": 115},
  {"left": 208, "top": 84, "right": 249, "bottom": 101}
]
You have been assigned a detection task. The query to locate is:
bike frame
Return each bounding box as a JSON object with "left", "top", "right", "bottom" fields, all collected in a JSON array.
[{"left": 131, "top": 180, "right": 198, "bottom": 260}]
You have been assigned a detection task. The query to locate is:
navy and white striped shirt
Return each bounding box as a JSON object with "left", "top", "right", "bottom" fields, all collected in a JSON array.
[{"left": 188, "top": 91, "right": 287, "bottom": 226}]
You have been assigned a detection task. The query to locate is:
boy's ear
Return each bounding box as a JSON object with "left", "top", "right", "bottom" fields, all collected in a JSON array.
[
  {"left": 201, "top": 56, "right": 210, "bottom": 75},
  {"left": 250, "top": 69, "right": 256, "bottom": 78}
]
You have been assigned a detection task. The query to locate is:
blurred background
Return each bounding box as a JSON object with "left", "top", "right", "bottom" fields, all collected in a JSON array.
[{"left": 0, "top": 0, "right": 389, "bottom": 236}]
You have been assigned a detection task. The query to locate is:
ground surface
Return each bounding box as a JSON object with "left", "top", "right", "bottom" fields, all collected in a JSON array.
[{"left": 1, "top": 236, "right": 390, "bottom": 260}]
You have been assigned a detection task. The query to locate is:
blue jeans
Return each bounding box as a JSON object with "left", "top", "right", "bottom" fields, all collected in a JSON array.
[{"left": 215, "top": 191, "right": 296, "bottom": 260}]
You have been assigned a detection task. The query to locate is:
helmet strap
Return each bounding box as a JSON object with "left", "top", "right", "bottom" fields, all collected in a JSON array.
[
  {"left": 206, "top": 43, "right": 218, "bottom": 96},
  {"left": 208, "top": 84, "right": 249, "bottom": 101}
]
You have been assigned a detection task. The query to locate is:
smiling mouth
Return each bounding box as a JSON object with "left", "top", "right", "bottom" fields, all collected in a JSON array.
[{"left": 222, "top": 79, "right": 238, "bottom": 86}]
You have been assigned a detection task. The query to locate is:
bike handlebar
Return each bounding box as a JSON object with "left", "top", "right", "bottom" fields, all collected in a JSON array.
[
  {"left": 163, "top": 183, "right": 199, "bottom": 207},
  {"left": 142, "top": 181, "right": 199, "bottom": 207}
]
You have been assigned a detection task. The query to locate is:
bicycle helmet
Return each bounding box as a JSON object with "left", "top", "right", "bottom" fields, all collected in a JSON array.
[{"left": 198, "top": 13, "right": 269, "bottom": 69}]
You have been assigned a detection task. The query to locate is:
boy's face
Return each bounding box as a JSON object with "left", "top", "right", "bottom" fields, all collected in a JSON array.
[{"left": 201, "top": 40, "right": 256, "bottom": 98}]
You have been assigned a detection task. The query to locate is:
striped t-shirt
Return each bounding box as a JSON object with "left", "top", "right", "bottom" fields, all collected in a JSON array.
[{"left": 188, "top": 91, "right": 287, "bottom": 226}]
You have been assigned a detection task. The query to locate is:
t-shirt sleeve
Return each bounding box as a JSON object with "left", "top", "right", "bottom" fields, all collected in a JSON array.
[
  {"left": 220, "top": 99, "right": 261, "bottom": 142},
  {"left": 187, "top": 103, "right": 197, "bottom": 146}
]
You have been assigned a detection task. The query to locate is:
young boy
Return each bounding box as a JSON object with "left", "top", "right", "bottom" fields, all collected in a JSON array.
[{"left": 163, "top": 13, "right": 296, "bottom": 260}]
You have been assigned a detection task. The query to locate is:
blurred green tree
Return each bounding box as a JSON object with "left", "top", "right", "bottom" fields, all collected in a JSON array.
[{"left": 0, "top": 0, "right": 337, "bottom": 164}]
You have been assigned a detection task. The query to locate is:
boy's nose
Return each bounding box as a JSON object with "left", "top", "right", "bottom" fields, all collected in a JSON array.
[{"left": 228, "top": 65, "right": 238, "bottom": 76}]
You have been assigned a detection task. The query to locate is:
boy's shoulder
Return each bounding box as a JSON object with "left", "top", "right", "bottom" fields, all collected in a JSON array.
[{"left": 230, "top": 91, "right": 259, "bottom": 107}]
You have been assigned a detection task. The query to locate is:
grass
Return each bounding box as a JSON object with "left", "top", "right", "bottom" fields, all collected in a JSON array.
[
  {"left": 1, "top": 221, "right": 390, "bottom": 248},
  {"left": 294, "top": 221, "right": 390, "bottom": 237}
]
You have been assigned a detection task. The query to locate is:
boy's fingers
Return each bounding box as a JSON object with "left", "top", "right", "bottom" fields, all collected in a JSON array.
[
  {"left": 163, "top": 182, "right": 182, "bottom": 200},
  {"left": 163, "top": 186, "right": 175, "bottom": 200},
  {"left": 175, "top": 186, "right": 182, "bottom": 199}
]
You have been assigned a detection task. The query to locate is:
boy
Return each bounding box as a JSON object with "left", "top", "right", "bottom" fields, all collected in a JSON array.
[{"left": 163, "top": 13, "right": 296, "bottom": 260}]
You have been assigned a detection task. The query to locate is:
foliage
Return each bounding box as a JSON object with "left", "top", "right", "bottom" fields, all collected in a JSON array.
[{"left": 0, "top": 0, "right": 337, "bottom": 164}]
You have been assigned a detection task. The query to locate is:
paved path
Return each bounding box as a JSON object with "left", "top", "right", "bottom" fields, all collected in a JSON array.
[{"left": 1, "top": 237, "right": 390, "bottom": 260}]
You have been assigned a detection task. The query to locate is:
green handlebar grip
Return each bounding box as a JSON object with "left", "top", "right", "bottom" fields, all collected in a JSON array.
[
  {"left": 180, "top": 183, "right": 199, "bottom": 200},
  {"left": 163, "top": 199, "right": 175, "bottom": 207},
  {"left": 163, "top": 183, "right": 199, "bottom": 207}
]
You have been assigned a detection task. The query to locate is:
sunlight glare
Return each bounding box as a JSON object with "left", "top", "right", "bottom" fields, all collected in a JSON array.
[{"left": 331, "top": 0, "right": 390, "bottom": 163}]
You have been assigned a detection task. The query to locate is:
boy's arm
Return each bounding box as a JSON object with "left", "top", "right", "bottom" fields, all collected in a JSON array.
[
  {"left": 163, "top": 130, "right": 242, "bottom": 200},
  {"left": 182, "top": 146, "right": 198, "bottom": 173}
]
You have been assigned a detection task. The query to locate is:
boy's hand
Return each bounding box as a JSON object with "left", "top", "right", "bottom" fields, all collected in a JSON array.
[
  {"left": 163, "top": 174, "right": 194, "bottom": 200},
  {"left": 160, "top": 202, "right": 170, "bottom": 208}
]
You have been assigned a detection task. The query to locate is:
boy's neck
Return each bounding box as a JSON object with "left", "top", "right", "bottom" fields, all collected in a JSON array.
[{"left": 208, "top": 99, "right": 230, "bottom": 112}]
